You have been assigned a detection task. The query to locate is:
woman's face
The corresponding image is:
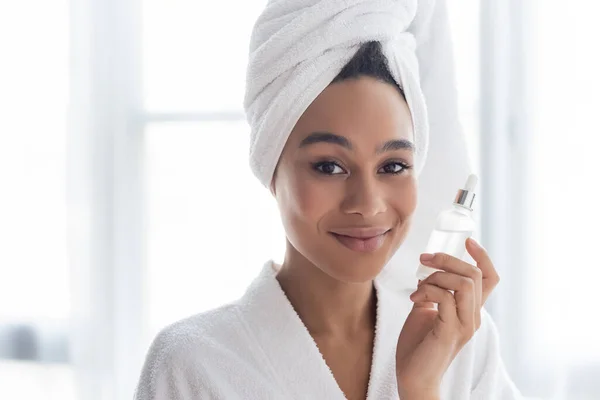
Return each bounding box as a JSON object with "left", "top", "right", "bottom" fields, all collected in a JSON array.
[{"left": 272, "top": 76, "right": 417, "bottom": 283}]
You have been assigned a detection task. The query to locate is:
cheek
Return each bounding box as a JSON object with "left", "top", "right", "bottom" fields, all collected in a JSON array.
[
  {"left": 390, "top": 177, "right": 418, "bottom": 217},
  {"left": 275, "top": 165, "right": 337, "bottom": 232},
  {"left": 285, "top": 172, "right": 337, "bottom": 223}
]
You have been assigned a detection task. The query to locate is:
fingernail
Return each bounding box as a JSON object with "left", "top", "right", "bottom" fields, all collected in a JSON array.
[
  {"left": 420, "top": 253, "right": 434, "bottom": 262},
  {"left": 468, "top": 238, "right": 483, "bottom": 250}
]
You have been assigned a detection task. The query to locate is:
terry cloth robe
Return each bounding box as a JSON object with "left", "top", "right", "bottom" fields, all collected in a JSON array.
[{"left": 134, "top": 260, "right": 523, "bottom": 399}]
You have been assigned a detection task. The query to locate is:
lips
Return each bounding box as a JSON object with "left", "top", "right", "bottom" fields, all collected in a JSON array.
[{"left": 329, "top": 226, "right": 391, "bottom": 253}]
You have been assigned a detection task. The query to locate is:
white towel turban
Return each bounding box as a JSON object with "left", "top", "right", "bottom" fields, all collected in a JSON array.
[{"left": 244, "top": 0, "right": 429, "bottom": 188}]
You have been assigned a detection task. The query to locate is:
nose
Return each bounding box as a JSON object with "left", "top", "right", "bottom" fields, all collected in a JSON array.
[{"left": 340, "top": 172, "right": 387, "bottom": 218}]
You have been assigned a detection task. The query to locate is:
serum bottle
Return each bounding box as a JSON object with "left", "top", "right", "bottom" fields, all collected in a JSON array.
[{"left": 415, "top": 174, "right": 478, "bottom": 281}]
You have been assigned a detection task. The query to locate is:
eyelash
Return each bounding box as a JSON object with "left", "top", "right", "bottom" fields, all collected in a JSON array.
[{"left": 311, "top": 160, "right": 412, "bottom": 176}]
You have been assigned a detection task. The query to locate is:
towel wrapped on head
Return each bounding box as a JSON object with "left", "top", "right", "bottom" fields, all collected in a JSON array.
[
  {"left": 243, "top": 0, "right": 474, "bottom": 293},
  {"left": 244, "top": 0, "right": 429, "bottom": 188}
]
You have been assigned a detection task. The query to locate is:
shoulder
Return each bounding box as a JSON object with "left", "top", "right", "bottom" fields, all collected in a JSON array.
[
  {"left": 148, "top": 302, "right": 243, "bottom": 365},
  {"left": 134, "top": 303, "right": 245, "bottom": 399}
]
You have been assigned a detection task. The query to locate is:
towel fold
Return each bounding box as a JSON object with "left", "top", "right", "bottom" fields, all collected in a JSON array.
[{"left": 244, "top": 0, "right": 429, "bottom": 188}]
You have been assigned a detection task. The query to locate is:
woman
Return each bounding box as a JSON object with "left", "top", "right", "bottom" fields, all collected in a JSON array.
[{"left": 135, "top": 1, "right": 523, "bottom": 399}]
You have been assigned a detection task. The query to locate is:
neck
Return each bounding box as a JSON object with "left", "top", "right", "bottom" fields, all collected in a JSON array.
[{"left": 275, "top": 243, "right": 377, "bottom": 338}]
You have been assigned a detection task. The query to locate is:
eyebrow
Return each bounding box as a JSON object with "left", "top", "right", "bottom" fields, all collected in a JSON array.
[
  {"left": 376, "top": 138, "right": 414, "bottom": 154},
  {"left": 299, "top": 132, "right": 352, "bottom": 149},
  {"left": 298, "top": 132, "right": 414, "bottom": 153}
]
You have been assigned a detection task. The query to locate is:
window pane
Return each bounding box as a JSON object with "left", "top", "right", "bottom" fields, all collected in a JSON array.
[
  {"left": 0, "top": 2, "right": 73, "bottom": 399},
  {"left": 529, "top": 0, "right": 600, "bottom": 364},
  {"left": 447, "top": 0, "right": 480, "bottom": 174},
  {"left": 0, "top": 361, "right": 75, "bottom": 400},
  {"left": 142, "top": 0, "right": 267, "bottom": 112},
  {"left": 144, "top": 121, "right": 284, "bottom": 339},
  {"left": 0, "top": 2, "right": 69, "bottom": 322}
]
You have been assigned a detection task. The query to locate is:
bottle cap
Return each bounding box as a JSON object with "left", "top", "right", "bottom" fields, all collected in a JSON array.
[{"left": 454, "top": 174, "right": 478, "bottom": 210}]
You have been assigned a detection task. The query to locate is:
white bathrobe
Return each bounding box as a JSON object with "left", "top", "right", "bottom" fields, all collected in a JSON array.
[{"left": 134, "top": 260, "right": 522, "bottom": 400}]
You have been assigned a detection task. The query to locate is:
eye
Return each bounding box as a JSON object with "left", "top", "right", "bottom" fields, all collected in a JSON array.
[
  {"left": 378, "top": 161, "right": 410, "bottom": 174},
  {"left": 312, "top": 161, "right": 346, "bottom": 175}
]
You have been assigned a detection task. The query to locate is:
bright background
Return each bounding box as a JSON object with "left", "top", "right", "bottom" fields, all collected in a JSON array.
[{"left": 1, "top": 0, "right": 599, "bottom": 399}]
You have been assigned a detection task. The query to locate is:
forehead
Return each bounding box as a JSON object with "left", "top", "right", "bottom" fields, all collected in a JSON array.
[{"left": 289, "top": 76, "right": 414, "bottom": 146}]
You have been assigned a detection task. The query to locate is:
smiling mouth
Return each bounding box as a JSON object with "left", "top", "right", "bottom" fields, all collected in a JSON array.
[{"left": 329, "top": 228, "right": 391, "bottom": 253}]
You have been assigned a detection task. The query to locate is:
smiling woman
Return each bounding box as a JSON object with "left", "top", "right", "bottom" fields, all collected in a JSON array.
[{"left": 134, "top": 1, "right": 523, "bottom": 398}]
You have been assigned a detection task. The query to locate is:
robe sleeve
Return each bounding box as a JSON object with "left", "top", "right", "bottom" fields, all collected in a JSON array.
[{"left": 470, "top": 309, "right": 525, "bottom": 399}]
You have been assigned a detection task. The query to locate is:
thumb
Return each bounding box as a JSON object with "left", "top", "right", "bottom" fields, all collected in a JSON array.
[{"left": 414, "top": 280, "right": 435, "bottom": 309}]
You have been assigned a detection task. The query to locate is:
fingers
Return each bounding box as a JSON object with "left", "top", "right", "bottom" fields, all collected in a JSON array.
[
  {"left": 411, "top": 239, "right": 500, "bottom": 348},
  {"left": 410, "top": 283, "right": 458, "bottom": 325},
  {"left": 420, "top": 252, "right": 482, "bottom": 283},
  {"left": 465, "top": 238, "right": 500, "bottom": 305},
  {"left": 417, "top": 271, "right": 478, "bottom": 330},
  {"left": 420, "top": 251, "right": 482, "bottom": 308}
]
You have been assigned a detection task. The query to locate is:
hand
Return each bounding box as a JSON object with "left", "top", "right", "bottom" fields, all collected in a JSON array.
[{"left": 395, "top": 238, "right": 500, "bottom": 397}]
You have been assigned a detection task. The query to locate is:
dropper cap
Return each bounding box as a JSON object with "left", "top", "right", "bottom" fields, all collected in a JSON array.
[{"left": 454, "top": 174, "right": 478, "bottom": 210}]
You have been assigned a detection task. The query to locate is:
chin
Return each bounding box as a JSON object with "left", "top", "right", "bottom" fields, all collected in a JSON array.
[{"left": 318, "top": 249, "right": 395, "bottom": 284}]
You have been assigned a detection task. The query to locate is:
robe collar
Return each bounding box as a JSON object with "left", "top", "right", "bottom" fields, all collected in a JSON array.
[{"left": 237, "top": 260, "right": 414, "bottom": 399}]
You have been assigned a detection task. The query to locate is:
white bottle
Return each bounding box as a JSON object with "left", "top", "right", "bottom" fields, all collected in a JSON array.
[{"left": 415, "top": 174, "right": 478, "bottom": 281}]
